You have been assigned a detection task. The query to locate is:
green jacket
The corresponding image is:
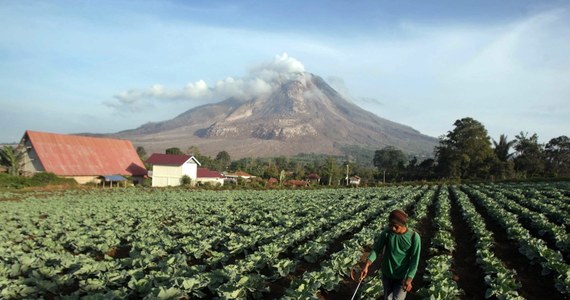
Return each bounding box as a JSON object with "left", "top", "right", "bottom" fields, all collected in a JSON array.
[{"left": 367, "top": 227, "right": 421, "bottom": 280}]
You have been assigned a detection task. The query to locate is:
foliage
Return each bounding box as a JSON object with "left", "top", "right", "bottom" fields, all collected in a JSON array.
[
  {"left": 165, "top": 147, "right": 184, "bottom": 155},
  {"left": 180, "top": 175, "right": 192, "bottom": 186},
  {"left": 136, "top": 146, "right": 147, "bottom": 160},
  {"left": 338, "top": 144, "right": 376, "bottom": 166},
  {"left": 451, "top": 186, "right": 524, "bottom": 299},
  {"left": 513, "top": 132, "right": 545, "bottom": 177},
  {"left": 30, "top": 172, "right": 76, "bottom": 186},
  {"left": 321, "top": 156, "right": 342, "bottom": 185},
  {"left": 544, "top": 136, "right": 570, "bottom": 177},
  {"left": 493, "top": 134, "right": 516, "bottom": 162},
  {"left": 0, "top": 172, "right": 76, "bottom": 189},
  {"left": 435, "top": 117, "right": 495, "bottom": 179},
  {"left": 215, "top": 151, "right": 231, "bottom": 170},
  {"left": 0, "top": 183, "right": 568, "bottom": 298},
  {"left": 373, "top": 146, "right": 406, "bottom": 173},
  {"left": 0, "top": 145, "right": 24, "bottom": 176},
  {"left": 0, "top": 173, "right": 29, "bottom": 188}
]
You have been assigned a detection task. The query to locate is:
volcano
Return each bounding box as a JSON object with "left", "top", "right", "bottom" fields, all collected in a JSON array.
[{"left": 114, "top": 72, "right": 437, "bottom": 158}]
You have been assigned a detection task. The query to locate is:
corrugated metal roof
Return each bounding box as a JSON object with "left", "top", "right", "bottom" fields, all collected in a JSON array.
[
  {"left": 145, "top": 153, "right": 200, "bottom": 166},
  {"left": 26, "top": 130, "right": 147, "bottom": 176},
  {"left": 100, "top": 175, "right": 127, "bottom": 181}
]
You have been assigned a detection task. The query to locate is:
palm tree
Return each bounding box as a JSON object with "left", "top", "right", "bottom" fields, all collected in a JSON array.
[
  {"left": 0, "top": 145, "right": 24, "bottom": 176},
  {"left": 493, "top": 134, "right": 515, "bottom": 162}
]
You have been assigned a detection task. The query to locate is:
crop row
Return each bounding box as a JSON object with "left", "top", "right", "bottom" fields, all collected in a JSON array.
[
  {"left": 451, "top": 186, "right": 523, "bottom": 299},
  {"left": 284, "top": 185, "right": 432, "bottom": 299},
  {"left": 461, "top": 186, "right": 570, "bottom": 295},
  {"left": 1, "top": 183, "right": 569, "bottom": 299},
  {"left": 356, "top": 185, "right": 437, "bottom": 299},
  {"left": 473, "top": 185, "right": 570, "bottom": 255},
  {"left": 416, "top": 186, "right": 464, "bottom": 299}
]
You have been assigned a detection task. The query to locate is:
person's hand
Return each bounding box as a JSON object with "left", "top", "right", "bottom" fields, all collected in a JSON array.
[
  {"left": 402, "top": 277, "right": 413, "bottom": 292},
  {"left": 359, "top": 261, "right": 372, "bottom": 281}
]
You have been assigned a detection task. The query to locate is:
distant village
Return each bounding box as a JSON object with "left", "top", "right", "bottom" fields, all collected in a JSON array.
[{"left": 2, "top": 130, "right": 362, "bottom": 188}]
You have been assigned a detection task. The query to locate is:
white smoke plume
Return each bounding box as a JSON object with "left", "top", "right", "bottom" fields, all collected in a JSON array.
[{"left": 108, "top": 53, "right": 305, "bottom": 111}]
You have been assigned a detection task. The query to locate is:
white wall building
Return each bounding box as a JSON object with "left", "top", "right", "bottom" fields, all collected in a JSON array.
[
  {"left": 146, "top": 153, "right": 201, "bottom": 187},
  {"left": 196, "top": 168, "right": 225, "bottom": 186}
]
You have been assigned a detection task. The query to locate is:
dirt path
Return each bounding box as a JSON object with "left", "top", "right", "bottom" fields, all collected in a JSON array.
[
  {"left": 449, "top": 191, "right": 486, "bottom": 300},
  {"left": 406, "top": 189, "right": 436, "bottom": 300}
]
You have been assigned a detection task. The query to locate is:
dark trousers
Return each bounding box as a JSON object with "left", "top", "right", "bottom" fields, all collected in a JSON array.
[{"left": 382, "top": 276, "right": 407, "bottom": 300}]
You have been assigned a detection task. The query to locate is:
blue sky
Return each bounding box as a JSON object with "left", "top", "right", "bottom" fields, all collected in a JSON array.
[{"left": 1, "top": 0, "right": 569, "bottom": 146}]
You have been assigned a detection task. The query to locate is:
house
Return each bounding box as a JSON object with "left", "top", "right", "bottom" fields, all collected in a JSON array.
[
  {"left": 224, "top": 171, "right": 255, "bottom": 180},
  {"left": 19, "top": 130, "right": 147, "bottom": 184},
  {"left": 196, "top": 168, "right": 225, "bottom": 186},
  {"left": 145, "top": 153, "right": 201, "bottom": 187},
  {"left": 307, "top": 173, "right": 321, "bottom": 184},
  {"left": 348, "top": 175, "right": 361, "bottom": 186}
]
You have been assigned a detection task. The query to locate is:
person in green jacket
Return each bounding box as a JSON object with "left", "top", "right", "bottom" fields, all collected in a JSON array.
[{"left": 359, "top": 209, "right": 420, "bottom": 300}]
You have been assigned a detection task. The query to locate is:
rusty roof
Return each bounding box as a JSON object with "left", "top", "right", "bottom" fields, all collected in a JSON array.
[{"left": 25, "top": 130, "right": 147, "bottom": 176}]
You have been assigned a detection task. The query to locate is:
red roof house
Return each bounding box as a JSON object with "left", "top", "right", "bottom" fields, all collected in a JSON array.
[
  {"left": 307, "top": 173, "right": 321, "bottom": 184},
  {"left": 197, "top": 168, "right": 224, "bottom": 178},
  {"left": 196, "top": 168, "right": 225, "bottom": 186},
  {"left": 145, "top": 153, "right": 201, "bottom": 187},
  {"left": 20, "top": 130, "right": 147, "bottom": 184},
  {"left": 146, "top": 153, "right": 199, "bottom": 166}
]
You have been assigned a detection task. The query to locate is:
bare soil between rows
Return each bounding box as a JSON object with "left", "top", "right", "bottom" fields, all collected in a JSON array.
[{"left": 464, "top": 187, "right": 566, "bottom": 300}]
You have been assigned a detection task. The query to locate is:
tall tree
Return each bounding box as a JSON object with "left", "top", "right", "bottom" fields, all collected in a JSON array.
[
  {"left": 435, "top": 117, "right": 495, "bottom": 179},
  {"left": 136, "top": 146, "right": 147, "bottom": 160},
  {"left": 513, "top": 132, "right": 545, "bottom": 177},
  {"left": 264, "top": 162, "right": 279, "bottom": 179},
  {"left": 491, "top": 134, "right": 516, "bottom": 180},
  {"left": 373, "top": 146, "right": 406, "bottom": 172},
  {"left": 275, "top": 156, "right": 289, "bottom": 171},
  {"left": 373, "top": 146, "right": 406, "bottom": 181},
  {"left": 0, "top": 145, "right": 24, "bottom": 176},
  {"left": 544, "top": 135, "right": 570, "bottom": 177},
  {"left": 322, "top": 156, "right": 341, "bottom": 185},
  {"left": 493, "top": 134, "right": 515, "bottom": 161},
  {"left": 165, "top": 147, "right": 184, "bottom": 155},
  {"left": 215, "top": 150, "right": 231, "bottom": 170},
  {"left": 417, "top": 158, "right": 435, "bottom": 180}
]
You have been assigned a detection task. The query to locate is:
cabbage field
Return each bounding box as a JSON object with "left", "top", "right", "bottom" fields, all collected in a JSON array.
[{"left": 0, "top": 182, "right": 569, "bottom": 299}]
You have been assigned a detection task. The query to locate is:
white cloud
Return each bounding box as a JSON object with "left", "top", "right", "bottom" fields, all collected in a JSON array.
[
  {"left": 109, "top": 52, "right": 304, "bottom": 111},
  {"left": 249, "top": 52, "right": 305, "bottom": 81}
]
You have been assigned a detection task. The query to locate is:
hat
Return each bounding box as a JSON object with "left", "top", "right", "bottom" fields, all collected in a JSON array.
[{"left": 389, "top": 209, "right": 408, "bottom": 226}]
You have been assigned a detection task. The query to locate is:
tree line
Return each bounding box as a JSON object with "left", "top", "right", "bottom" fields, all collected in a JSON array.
[
  {"left": 2, "top": 117, "right": 568, "bottom": 185},
  {"left": 373, "top": 117, "right": 570, "bottom": 182},
  {"left": 137, "top": 146, "right": 376, "bottom": 186}
]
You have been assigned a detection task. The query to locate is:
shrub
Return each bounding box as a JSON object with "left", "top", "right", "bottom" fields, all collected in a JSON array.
[
  {"left": 0, "top": 173, "right": 29, "bottom": 188},
  {"left": 0, "top": 172, "right": 76, "bottom": 189},
  {"left": 30, "top": 172, "right": 76, "bottom": 186},
  {"left": 181, "top": 175, "right": 192, "bottom": 186}
]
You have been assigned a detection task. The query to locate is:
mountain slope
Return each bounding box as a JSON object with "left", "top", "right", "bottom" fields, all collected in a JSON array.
[{"left": 115, "top": 73, "right": 437, "bottom": 158}]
